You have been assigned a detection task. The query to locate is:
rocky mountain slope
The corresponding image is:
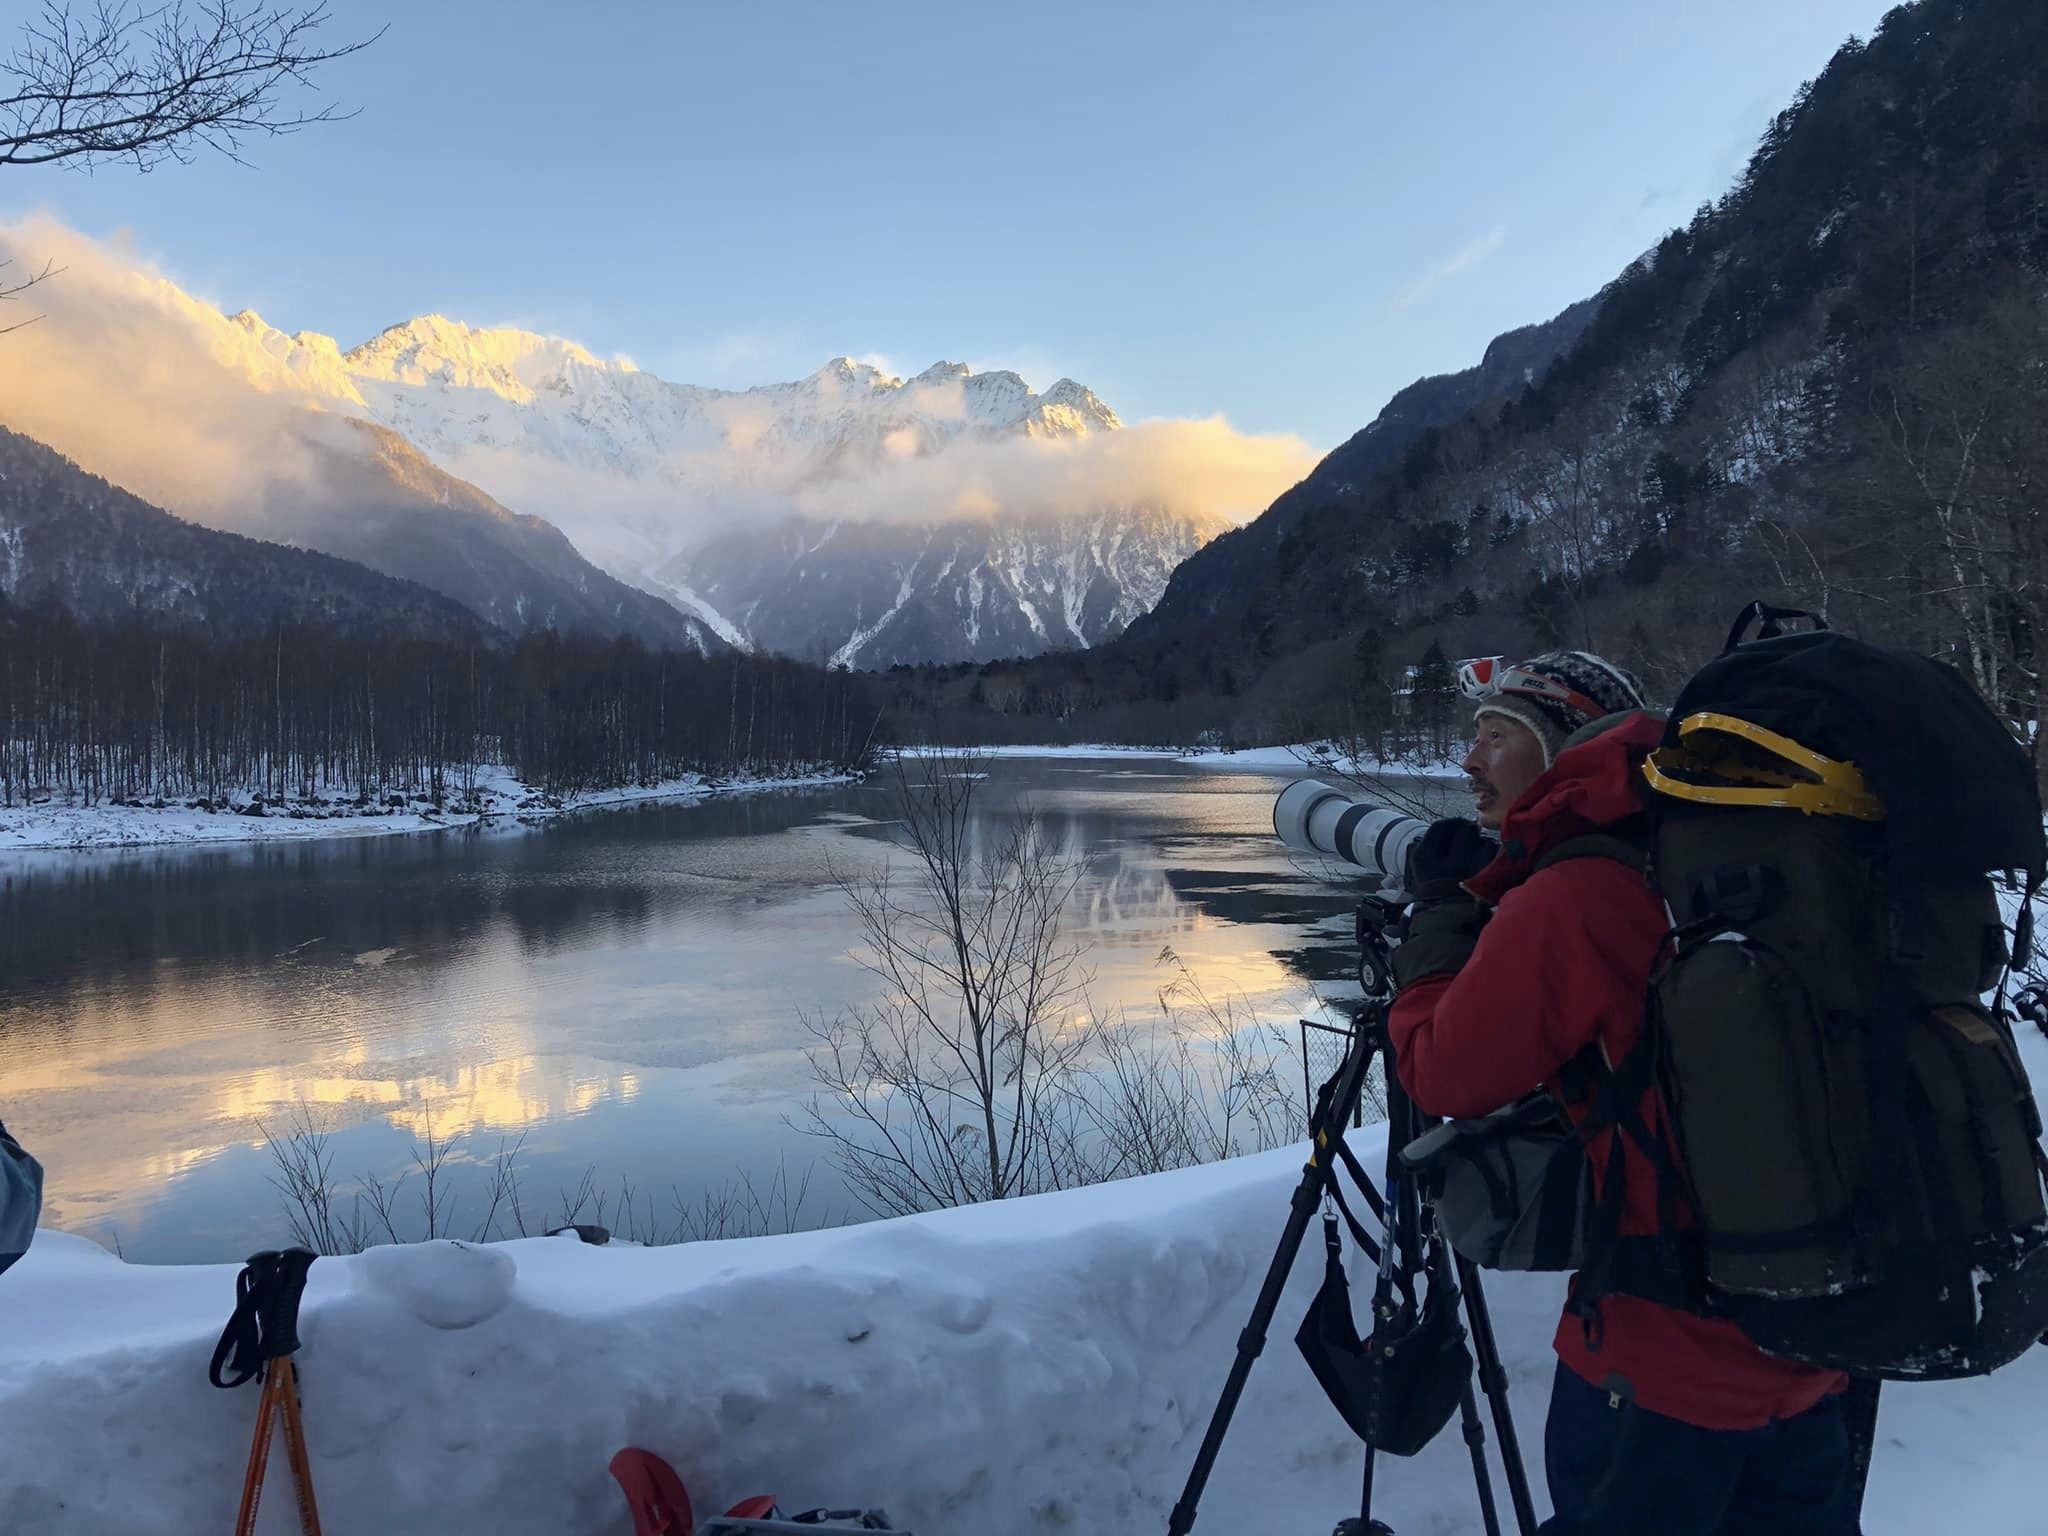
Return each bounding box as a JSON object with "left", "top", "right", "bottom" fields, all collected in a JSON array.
[
  {"left": 1121, "top": 295, "right": 1600, "bottom": 653},
  {"left": 652, "top": 504, "right": 1227, "bottom": 669},
  {"left": 263, "top": 419, "right": 718, "bottom": 651}
]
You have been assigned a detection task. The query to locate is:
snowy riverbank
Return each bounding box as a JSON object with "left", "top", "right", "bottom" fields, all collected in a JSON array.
[
  {"left": 964, "top": 742, "right": 1469, "bottom": 779},
  {"left": 0, "top": 765, "right": 857, "bottom": 853},
  {"left": 6, "top": 1030, "right": 2047, "bottom": 1536}
]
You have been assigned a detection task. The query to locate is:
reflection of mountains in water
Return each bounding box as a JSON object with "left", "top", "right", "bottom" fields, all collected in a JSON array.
[
  {"left": 1157, "top": 865, "right": 1365, "bottom": 987},
  {"left": 837, "top": 798, "right": 1364, "bottom": 991}
]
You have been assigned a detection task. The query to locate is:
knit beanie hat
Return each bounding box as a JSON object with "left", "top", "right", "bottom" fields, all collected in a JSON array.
[{"left": 1472, "top": 650, "right": 1647, "bottom": 768}]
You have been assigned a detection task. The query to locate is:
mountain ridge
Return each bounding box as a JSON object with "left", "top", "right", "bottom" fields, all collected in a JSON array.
[
  {"left": 212, "top": 306, "right": 1225, "bottom": 669},
  {"left": 1119, "top": 294, "right": 1601, "bottom": 655},
  {"left": 656, "top": 503, "right": 1229, "bottom": 669}
]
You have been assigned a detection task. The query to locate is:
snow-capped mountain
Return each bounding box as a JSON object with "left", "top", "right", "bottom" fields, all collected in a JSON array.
[
  {"left": 0, "top": 261, "right": 719, "bottom": 651},
  {"left": 229, "top": 312, "right": 1123, "bottom": 565},
  {"left": 650, "top": 504, "right": 1229, "bottom": 670},
  {"left": 218, "top": 312, "right": 1228, "bottom": 666}
]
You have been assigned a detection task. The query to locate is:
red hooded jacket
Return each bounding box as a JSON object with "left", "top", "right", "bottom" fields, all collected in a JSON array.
[{"left": 1388, "top": 711, "right": 1847, "bottom": 1431}]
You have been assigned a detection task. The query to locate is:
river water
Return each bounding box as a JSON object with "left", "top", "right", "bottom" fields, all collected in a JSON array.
[{"left": 0, "top": 755, "right": 1462, "bottom": 1263}]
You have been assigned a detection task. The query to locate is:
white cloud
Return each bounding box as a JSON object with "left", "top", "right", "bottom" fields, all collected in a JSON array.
[
  {"left": 790, "top": 415, "right": 1315, "bottom": 531},
  {"left": 0, "top": 214, "right": 323, "bottom": 523},
  {"left": 1392, "top": 224, "right": 1508, "bottom": 310}
]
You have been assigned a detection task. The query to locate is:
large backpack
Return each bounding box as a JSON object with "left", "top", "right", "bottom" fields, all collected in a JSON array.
[
  {"left": 1611, "top": 609, "right": 2048, "bottom": 1380},
  {"left": 1403, "top": 607, "right": 2048, "bottom": 1381}
]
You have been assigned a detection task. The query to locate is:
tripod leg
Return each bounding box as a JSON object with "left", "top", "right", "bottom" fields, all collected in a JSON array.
[
  {"left": 1843, "top": 1375, "right": 1880, "bottom": 1515},
  {"left": 1456, "top": 1258, "right": 1539, "bottom": 1536},
  {"left": 1166, "top": 1024, "right": 1381, "bottom": 1536},
  {"left": 1454, "top": 1373, "right": 1504, "bottom": 1536},
  {"left": 1355, "top": 1048, "right": 1416, "bottom": 1535},
  {"left": 234, "top": 1370, "right": 281, "bottom": 1536},
  {"left": 274, "top": 1357, "right": 326, "bottom": 1536}
]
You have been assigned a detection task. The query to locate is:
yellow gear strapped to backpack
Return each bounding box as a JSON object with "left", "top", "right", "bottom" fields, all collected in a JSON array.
[{"left": 1642, "top": 712, "right": 1888, "bottom": 820}]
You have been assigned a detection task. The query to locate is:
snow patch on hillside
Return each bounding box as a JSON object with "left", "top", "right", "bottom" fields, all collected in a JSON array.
[{"left": 641, "top": 575, "right": 753, "bottom": 652}]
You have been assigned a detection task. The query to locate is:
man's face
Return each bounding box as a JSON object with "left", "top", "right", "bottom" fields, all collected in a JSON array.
[{"left": 1462, "top": 712, "right": 1547, "bottom": 830}]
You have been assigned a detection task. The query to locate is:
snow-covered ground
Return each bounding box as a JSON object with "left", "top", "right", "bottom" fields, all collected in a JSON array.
[
  {"left": 959, "top": 743, "right": 1469, "bottom": 779},
  {"left": 4, "top": 1035, "right": 2045, "bottom": 1536},
  {"left": 0, "top": 765, "right": 855, "bottom": 852},
  {"left": 0, "top": 746, "right": 1450, "bottom": 853}
]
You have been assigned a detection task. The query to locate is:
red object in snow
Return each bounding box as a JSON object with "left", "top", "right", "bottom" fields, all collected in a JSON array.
[
  {"left": 609, "top": 1448, "right": 781, "bottom": 1536},
  {"left": 610, "top": 1449, "right": 693, "bottom": 1536}
]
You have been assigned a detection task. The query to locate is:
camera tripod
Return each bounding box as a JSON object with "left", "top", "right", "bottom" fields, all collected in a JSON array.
[{"left": 1166, "top": 899, "right": 1538, "bottom": 1536}]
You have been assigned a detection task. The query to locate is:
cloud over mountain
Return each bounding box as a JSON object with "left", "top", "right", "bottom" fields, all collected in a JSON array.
[{"left": 0, "top": 217, "right": 1315, "bottom": 665}]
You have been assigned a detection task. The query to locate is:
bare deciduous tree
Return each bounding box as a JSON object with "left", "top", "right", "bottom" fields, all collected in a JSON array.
[
  {"left": 1835, "top": 279, "right": 2048, "bottom": 767},
  {"left": 799, "top": 750, "right": 1318, "bottom": 1218},
  {"left": 1, "top": 1, "right": 379, "bottom": 172},
  {"left": 1076, "top": 951, "right": 1306, "bottom": 1179},
  {"left": 799, "top": 747, "right": 1100, "bottom": 1215},
  {"left": 260, "top": 1102, "right": 372, "bottom": 1255}
]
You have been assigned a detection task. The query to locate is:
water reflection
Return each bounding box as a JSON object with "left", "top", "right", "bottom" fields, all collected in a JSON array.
[{"left": 0, "top": 760, "right": 1440, "bottom": 1262}]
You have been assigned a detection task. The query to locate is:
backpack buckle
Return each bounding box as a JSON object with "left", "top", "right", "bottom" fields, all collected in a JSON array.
[{"left": 1687, "top": 864, "right": 1783, "bottom": 929}]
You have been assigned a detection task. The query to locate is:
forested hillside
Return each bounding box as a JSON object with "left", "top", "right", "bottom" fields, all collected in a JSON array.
[
  {"left": 0, "top": 427, "right": 481, "bottom": 638},
  {"left": 895, "top": 0, "right": 2048, "bottom": 758},
  {"left": 1124, "top": 294, "right": 1600, "bottom": 657}
]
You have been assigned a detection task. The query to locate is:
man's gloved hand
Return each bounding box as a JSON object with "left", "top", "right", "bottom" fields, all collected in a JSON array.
[
  {"left": 1404, "top": 818, "right": 1495, "bottom": 902},
  {"left": 1391, "top": 819, "right": 1495, "bottom": 991}
]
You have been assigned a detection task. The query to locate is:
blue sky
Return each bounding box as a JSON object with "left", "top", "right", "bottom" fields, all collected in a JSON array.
[{"left": 2, "top": 0, "right": 1894, "bottom": 453}]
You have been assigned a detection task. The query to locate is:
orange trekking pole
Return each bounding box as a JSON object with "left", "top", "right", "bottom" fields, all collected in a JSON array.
[{"left": 210, "top": 1247, "right": 324, "bottom": 1536}]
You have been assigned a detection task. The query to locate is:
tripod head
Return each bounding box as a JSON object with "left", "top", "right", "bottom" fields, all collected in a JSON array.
[{"left": 1354, "top": 894, "right": 1403, "bottom": 1015}]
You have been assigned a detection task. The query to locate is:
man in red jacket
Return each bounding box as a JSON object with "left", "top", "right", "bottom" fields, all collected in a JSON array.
[{"left": 1387, "top": 650, "right": 1859, "bottom": 1536}]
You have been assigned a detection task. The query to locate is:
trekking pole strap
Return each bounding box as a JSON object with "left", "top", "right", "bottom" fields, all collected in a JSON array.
[
  {"left": 211, "top": 1248, "right": 317, "bottom": 1389},
  {"left": 211, "top": 1261, "right": 266, "bottom": 1390}
]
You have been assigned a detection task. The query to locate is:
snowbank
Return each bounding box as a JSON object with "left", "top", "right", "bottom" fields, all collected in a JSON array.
[
  {"left": 4, "top": 1082, "right": 2045, "bottom": 1535},
  {"left": 0, "top": 765, "right": 854, "bottom": 853}
]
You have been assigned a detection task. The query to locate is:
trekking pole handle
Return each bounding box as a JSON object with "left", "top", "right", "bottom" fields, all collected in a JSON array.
[{"left": 257, "top": 1247, "right": 317, "bottom": 1361}]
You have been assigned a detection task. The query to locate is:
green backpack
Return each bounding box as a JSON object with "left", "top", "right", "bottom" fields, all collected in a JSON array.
[{"left": 1595, "top": 609, "right": 2048, "bottom": 1380}]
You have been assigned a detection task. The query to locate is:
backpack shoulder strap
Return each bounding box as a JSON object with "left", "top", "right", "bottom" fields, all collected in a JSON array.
[
  {"left": 1533, "top": 826, "right": 1708, "bottom": 1328},
  {"left": 1532, "top": 832, "right": 1649, "bottom": 877}
]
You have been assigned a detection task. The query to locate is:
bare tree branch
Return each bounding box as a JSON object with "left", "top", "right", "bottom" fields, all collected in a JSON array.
[
  {"left": 0, "top": 254, "right": 61, "bottom": 333},
  {"left": 796, "top": 749, "right": 1311, "bottom": 1217},
  {"left": 1, "top": 1, "right": 381, "bottom": 171}
]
